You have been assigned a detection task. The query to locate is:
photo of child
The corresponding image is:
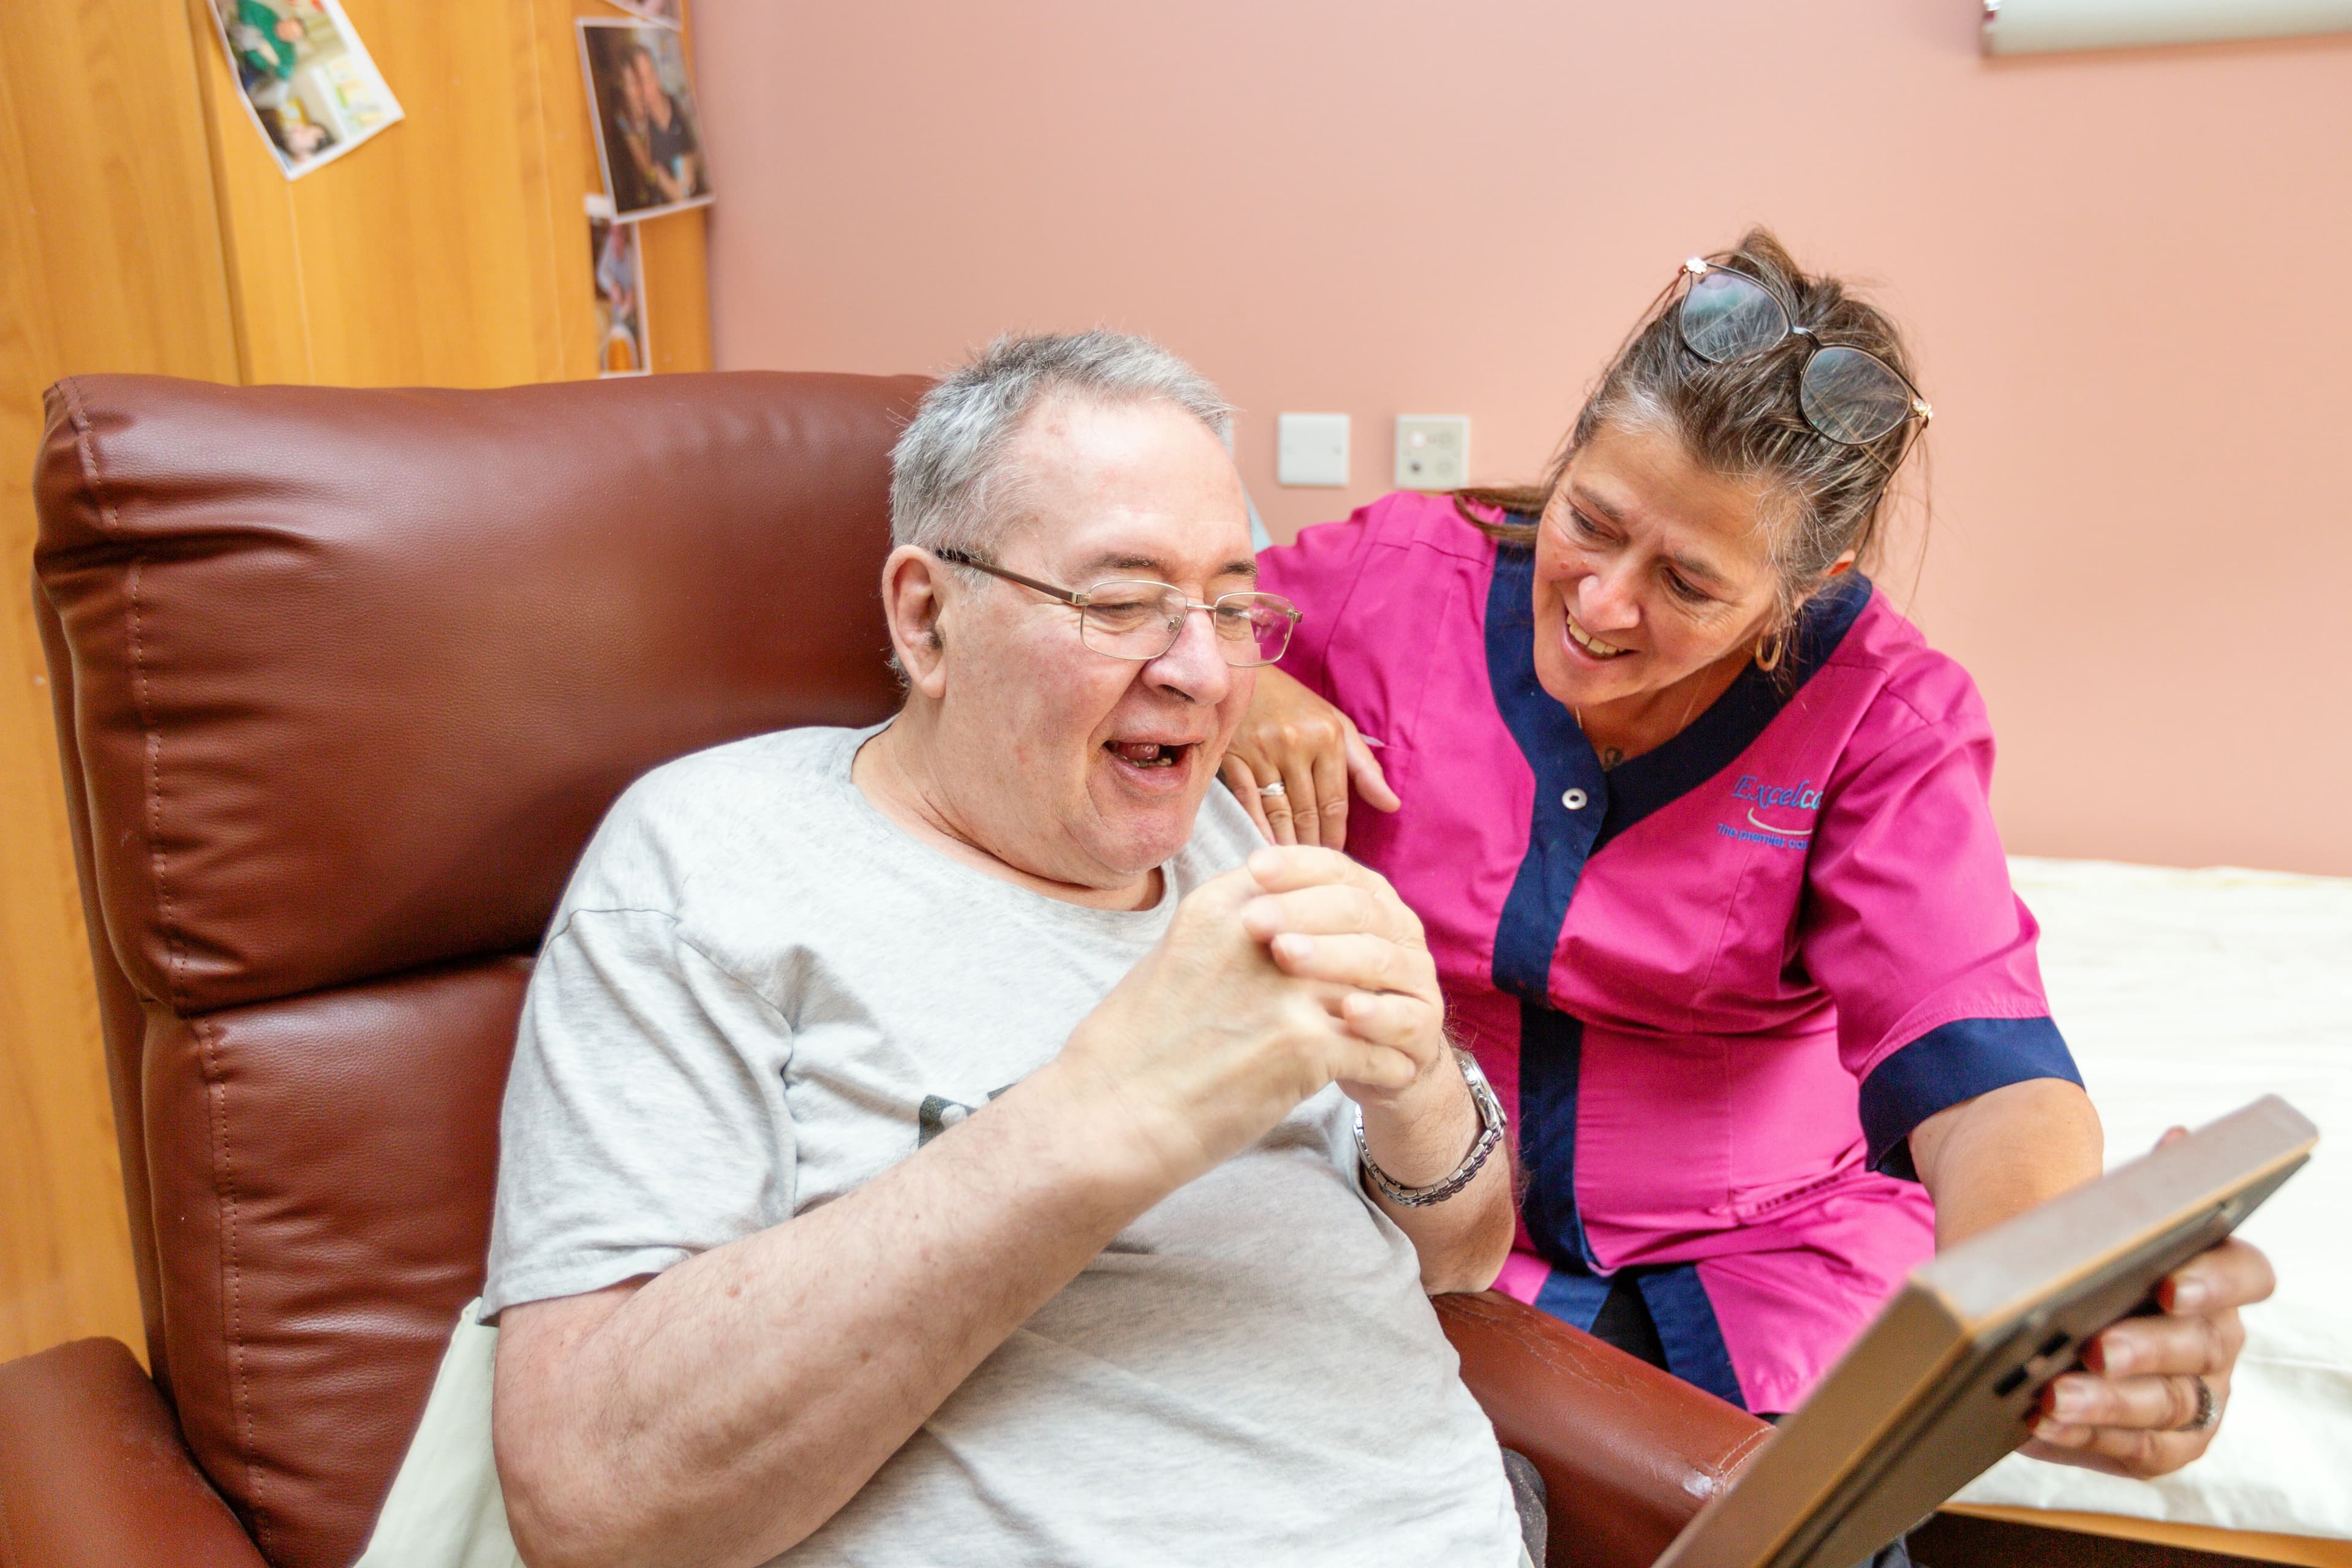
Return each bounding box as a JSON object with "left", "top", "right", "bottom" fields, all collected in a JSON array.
[
  {"left": 590, "top": 214, "right": 650, "bottom": 377},
  {"left": 208, "top": 0, "right": 402, "bottom": 178}
]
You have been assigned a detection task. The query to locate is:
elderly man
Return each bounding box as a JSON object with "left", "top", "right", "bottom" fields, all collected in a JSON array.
[{"left": 487, "top": 332, "right": 1530, "bottom": 1567}]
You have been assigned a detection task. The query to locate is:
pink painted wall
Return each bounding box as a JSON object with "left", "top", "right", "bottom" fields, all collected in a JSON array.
[{"left": 692, "top": 1, "right": 2352, "bottom": 875}]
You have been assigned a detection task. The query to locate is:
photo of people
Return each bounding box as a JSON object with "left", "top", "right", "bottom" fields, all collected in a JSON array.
[
  {"left": 590, "top": 214, "right": 650, "bottom": 377},
  {"left": 603, "top": 0, "right": 683, "bottom": 25},
  {"left": 578, "top": 20, "right": 713, "bottom": 220},
  {"left": 207, "top": 0, "right": 402, "bottom": 178}
]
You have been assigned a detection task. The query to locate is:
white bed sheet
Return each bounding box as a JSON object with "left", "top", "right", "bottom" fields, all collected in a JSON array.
[{"left": 1950, "top": 857, "right": 2352, "bottom": 1539}]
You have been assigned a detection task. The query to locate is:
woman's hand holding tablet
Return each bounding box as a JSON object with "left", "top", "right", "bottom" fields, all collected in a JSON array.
[{"left": 2025, "top": 1128, "right": 2278, "bottom": 1477}]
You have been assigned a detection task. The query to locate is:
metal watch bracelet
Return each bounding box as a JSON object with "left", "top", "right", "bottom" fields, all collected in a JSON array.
[{"left": 1354, "top": 1052, "right": 1507, "bottom": 1208}]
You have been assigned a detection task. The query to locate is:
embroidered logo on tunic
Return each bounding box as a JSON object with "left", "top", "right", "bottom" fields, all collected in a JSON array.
[{"left": 1721, "top": 774, "right": 1819, "bottom": 848}]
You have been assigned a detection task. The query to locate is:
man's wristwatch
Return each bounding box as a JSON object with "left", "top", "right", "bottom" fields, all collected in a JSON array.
[{"left": 1354, "top": 1052, "right": 1507, "bottom": 1208}]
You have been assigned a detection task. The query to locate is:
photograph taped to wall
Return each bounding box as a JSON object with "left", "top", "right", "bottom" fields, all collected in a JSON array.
[
  {"left": 206, "top": 0, "right": 403, "bottom": 178},
  {"left": 590, "top": 213, "right": 651, "bottom": 377},
  {"left": 578, "top": 19, "right": 713, "bottom": 220},
  {"left": 602, "top": 0, "right": 684, "bottom": 27}
]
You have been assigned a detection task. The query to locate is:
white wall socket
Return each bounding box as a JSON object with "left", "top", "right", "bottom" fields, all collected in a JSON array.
[
  {"left": 1277, "top": 413, "right": 1350, "bottom": 487},
  {"left": 1394, "top": 415, "right": 1469, "bottom": 491}
]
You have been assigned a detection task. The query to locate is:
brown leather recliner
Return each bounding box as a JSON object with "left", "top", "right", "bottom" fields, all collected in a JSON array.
[{"left": 3, "top": 372, "right": 1768, "bottom": 1568}]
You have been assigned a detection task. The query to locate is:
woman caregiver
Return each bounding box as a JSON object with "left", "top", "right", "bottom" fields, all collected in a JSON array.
[{"left": 1233, "top": 231, "right": 2269, "bottom": 1473}]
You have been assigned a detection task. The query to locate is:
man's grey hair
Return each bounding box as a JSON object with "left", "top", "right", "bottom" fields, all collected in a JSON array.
[{"left": 889, "top": 330, "right": 1234, "bottom": 557}]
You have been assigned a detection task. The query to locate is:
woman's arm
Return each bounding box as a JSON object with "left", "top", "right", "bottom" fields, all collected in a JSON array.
[
  {"left": 1910, "top": 1084, "right": 2276, "bottom": 1479},
  {"left": 1218, "top": 665, "right": 1398, "bottom": 850},
  {"left": 1908, "top": 1077, "right": 2101, "bottom": 1250}
]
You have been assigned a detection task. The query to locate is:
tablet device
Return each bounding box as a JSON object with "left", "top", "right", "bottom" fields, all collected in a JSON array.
[{"left": 1652, "top": 1094, "right": 2317, "bottom": 1568}]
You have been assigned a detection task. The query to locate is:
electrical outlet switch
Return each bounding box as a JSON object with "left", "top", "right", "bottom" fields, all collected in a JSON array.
[
  {"left": 1277, "top": 413, "right": 1350, "bottom": 487},
  {"left": 1394, "top": 415, "right": 1469, "bottom": 491}
]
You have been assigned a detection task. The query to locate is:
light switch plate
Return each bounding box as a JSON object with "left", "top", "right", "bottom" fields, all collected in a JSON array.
[
  {"left": 1277, "top": 413, "right": 1350, "bottom": 487},
  {"left": 1394, "top": 415, "right": 1469, "bottom": 491}
]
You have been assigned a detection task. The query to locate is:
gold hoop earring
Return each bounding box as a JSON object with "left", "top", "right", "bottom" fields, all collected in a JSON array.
[{"left": 1754, "top": 628, "right": 1787, "bottom": 673}]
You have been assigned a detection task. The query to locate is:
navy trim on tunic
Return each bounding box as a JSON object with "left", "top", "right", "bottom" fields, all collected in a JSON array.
[
  {"left": 1515, "top": 1001, "right": 1598, "bottom": 1270},
  {"left": 1482, "top": 542, "right": 1606, "bottom": 1273},
  {"left": 1531, "top": 1262, "right": 1614, "bottom": 1331},
  {"left": 1483, "top": 543, "right": 1607, "bottom": 1003},
  {"left": 1636, "top": 1268, "right": 1747, "bottom": 1408},
  {"left": 1531, "top": 1264, "right": 1749, "bottom": 1411},
  {"left": 1860, "top": 1017, "right": 2084, "bottom": 1180}
]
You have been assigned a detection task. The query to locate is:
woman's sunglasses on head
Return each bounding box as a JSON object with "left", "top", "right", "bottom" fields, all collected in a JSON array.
[{"left": 1673, "top": 257, "right": 1932, "bottom": 448}]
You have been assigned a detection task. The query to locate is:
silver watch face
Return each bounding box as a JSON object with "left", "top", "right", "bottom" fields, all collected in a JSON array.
[
  {"left": 1457, "top": 1053, "right": 1506, "bottom": 1131},
  {"left": 1355, "top": 1054, "right": 1509, "bottom": 1207}
]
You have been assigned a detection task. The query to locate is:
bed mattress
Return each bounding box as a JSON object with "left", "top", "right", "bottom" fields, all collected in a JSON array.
[{"left": 1950, "top": 858, "right": 2352, "bottom": 1539}]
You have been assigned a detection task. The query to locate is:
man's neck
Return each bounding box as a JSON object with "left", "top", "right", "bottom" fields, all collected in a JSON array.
[{"left": 852, "top": 718, "right": 1163, "bottom": 912}]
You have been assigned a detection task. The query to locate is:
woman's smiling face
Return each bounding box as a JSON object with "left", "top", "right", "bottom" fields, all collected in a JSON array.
[{"left": 1529, "top": 420, "right": 1796, "bottom": 716}]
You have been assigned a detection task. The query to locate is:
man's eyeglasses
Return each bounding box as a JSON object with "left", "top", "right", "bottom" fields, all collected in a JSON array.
[
  {"left": 932, "top": 548, "right": 1302, "bottom": 667},
  {"left": 1673, "top": 257, "right": 1932, "bottom": 448}
]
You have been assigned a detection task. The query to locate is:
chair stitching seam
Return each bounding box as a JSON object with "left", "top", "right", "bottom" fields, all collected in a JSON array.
[
  {"left": 59, "top": 377, "right": 124, "bottom": 535},
  {"left": 74, "top": 379, "right": 187, "bottom": 1014},
  {"left": 1718, "top": 1425, "right": 1774, "bottom": 1475},
  {"left": 198, "top": 1014, "right": 270, "bottom": 1555},
  {"left": 127, "top": 555, "right": 186, "bottom": 1013}
]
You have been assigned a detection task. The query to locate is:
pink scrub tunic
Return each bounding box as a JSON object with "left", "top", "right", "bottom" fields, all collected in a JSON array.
[{"left": 1256, "top": 492, "right": 2079, "bottom": 1415}]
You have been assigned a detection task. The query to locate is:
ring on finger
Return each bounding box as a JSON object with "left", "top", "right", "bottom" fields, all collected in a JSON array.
[
  {"left": 1259, "top": 780, "right": 1287, "bottom": 798},
  {"left": 2177, "top": 1376, "right": 2217, "bottom": 1433}
]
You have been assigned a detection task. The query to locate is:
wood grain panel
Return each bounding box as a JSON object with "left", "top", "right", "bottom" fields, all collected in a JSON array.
[
  {"left": 186, "top": 0, "right": 710, "bottom": 387},
  {"left": 640, "top": 207, "right": 714, "bottom": 375},
  {"left": 186, "top": 0, "right": 564, "bottom": 385},
  {"left": 0, "top": 0, "right": 241, "bottom": 1369}
]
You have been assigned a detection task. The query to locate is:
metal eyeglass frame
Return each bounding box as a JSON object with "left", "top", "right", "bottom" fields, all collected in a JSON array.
[
  {"left": 930, "top": 548, "right": 1303, "bottom": 666},
  {"left": 1673, "top": 256, "right": 1934, "bottom": 459}
]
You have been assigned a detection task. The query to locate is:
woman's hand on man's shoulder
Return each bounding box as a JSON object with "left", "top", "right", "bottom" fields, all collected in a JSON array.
[{"left": 1219, "top": 666, "right": 1398, "bottom": 851}]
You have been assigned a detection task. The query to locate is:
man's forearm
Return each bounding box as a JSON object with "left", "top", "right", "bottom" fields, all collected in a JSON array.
[
  {"left": 1359, "top": 1065, "right": 1515, "bottom": 1294},
  {"left": 495, "top": 1068, "right": 1168, "bottom": 1568},
  {"left": 1909, "top": 1077, "right": 2103, "bottom": 1250}
]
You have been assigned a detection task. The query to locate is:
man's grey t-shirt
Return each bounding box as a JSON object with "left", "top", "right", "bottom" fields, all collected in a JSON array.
[{"left": 484, "top": 725, "right": 1521, "bottom": 1567}]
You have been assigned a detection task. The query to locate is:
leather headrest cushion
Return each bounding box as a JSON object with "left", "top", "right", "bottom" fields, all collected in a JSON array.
[{"left": 36, "top": 371, "right": 927, "bottom": 1014}]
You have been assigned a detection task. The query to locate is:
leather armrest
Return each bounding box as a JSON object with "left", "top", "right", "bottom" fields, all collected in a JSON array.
[
  {"left": 1438, "top": 1291, "right": 1773, "bottom": 1568},
  {"left": 0, "top": 1338, "right": 267, "bottom": 1568}
]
